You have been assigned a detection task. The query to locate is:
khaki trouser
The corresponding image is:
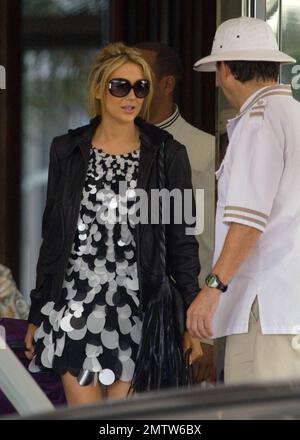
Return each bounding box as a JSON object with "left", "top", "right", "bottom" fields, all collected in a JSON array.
[{"left": 224, "top": 297, "right": 300, "bottom": 385}]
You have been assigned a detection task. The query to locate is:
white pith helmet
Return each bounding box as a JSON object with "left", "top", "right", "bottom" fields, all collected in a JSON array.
[{"left": 194, "top": 16, "right": 296, "bottom": 72}]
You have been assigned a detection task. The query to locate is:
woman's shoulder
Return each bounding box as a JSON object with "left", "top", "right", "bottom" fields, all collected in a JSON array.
[{"left": 50, "top": 120, "right": 95, "bottom": 160}]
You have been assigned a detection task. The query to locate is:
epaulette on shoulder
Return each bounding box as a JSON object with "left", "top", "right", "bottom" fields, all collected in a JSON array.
[{"left": 249, "top": 98, "right": 266, "bottom": 119}]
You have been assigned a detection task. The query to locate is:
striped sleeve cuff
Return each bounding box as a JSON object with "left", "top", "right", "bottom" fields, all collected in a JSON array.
[{"left": 223, "top": 205, "right": 268, "bottom": 232}]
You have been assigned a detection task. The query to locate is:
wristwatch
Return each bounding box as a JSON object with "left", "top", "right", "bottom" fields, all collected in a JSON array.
[{"left": 205, "top": 273, "right": 228, "bottom": 292}]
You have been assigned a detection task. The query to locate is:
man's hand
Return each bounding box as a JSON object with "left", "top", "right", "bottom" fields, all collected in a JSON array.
[{"left": 187, "top": 287, "right": 221, "bottom": 339}]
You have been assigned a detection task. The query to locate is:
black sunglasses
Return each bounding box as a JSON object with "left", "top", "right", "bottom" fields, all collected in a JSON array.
[{"left": 108, "top": 78, "right": 150, "bottom": 98}]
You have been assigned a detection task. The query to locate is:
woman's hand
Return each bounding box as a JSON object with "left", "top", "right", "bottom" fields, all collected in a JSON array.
[
  {"left": 24, "top": 323, "right": 38, "bottom": 360},
  {"left": 183, "top": 331, "right": 203, "bottom": 365},
  {"left": 192, "top": 343, "right": 216, "bottom": 383},
  {"left": 183, "top": 332, "right": 217, "bottom": 383}
]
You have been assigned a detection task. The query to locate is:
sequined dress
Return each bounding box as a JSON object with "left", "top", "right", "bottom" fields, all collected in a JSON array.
[{"left": 29, "top": 146, "right": 142, "bottom": 386}]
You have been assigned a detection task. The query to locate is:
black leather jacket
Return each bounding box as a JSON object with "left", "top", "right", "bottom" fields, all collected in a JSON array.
[{"left": 28, "top": 116, "right": 200, "bottom": 325}]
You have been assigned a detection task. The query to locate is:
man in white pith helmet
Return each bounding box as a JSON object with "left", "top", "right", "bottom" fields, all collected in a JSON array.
[{"left": 187, "top": 16, "right": 300, "bottom": 384}]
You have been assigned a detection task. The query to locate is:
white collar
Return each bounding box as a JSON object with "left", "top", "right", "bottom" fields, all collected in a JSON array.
[{"left": 156, "top": 104, "right": 180, "bottom": 129}]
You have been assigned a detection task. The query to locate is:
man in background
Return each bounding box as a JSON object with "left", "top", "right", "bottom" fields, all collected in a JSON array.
[{"left": 136, "top": 42, "right": 216, "bottom": 382}]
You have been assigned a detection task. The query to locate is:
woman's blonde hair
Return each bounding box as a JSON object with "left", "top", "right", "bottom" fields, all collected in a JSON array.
[{"left": 87, "top": 42, "right": 153, "bottom": 121}]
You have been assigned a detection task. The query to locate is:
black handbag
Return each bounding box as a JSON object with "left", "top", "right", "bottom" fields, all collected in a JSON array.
[{"left": 131, "top": 141, "right": 190, "bottom": 392}]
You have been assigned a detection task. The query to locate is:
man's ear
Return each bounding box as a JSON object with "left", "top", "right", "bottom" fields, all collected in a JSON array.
[
  {"left": 222, "top": 62, "right": 233, "bottom": 80},
  {"left": 161, "top": 75, "right": 176, "bottom": 96}
]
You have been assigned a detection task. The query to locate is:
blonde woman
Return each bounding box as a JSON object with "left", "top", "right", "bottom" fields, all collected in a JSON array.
[{"left": 25, "top": 42, "right": 201, "bottom": 405}]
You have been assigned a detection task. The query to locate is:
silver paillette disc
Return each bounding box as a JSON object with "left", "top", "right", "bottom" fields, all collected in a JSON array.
[{"left": 99, "top": 368, "right": 115, "bottom": 385}]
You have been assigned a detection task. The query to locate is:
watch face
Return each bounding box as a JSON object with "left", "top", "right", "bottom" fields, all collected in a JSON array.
[{"left": 206, "top": 274, "right": 218, "bottom": 288}]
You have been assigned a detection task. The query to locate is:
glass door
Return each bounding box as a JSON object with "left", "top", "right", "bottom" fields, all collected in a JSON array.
[
  {"left": 216, "top": 0, "right": 300, "bottom": 167},
  {"left": 20, "top": 0, "right": 109, "bottom": 300},
  {"left": 267, "top": 0, "right": 300, "bottom": 102}
]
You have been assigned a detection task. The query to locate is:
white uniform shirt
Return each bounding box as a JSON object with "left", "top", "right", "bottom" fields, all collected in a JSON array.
[
  {"left": 212, "top": 84, "right": 300, "bottom": 338},
  {"left": 157, "top": 105, "right": 216, "bottom": 287}
]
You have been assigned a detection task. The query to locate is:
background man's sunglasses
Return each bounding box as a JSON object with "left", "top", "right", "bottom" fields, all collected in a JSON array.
[{"left": 108, "top": 78, "right": 150, "bottom": 98}]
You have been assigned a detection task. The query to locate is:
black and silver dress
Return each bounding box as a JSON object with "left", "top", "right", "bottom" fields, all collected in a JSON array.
[{"left": 29, "top": 146, "right": 142, "bottom": 386}]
